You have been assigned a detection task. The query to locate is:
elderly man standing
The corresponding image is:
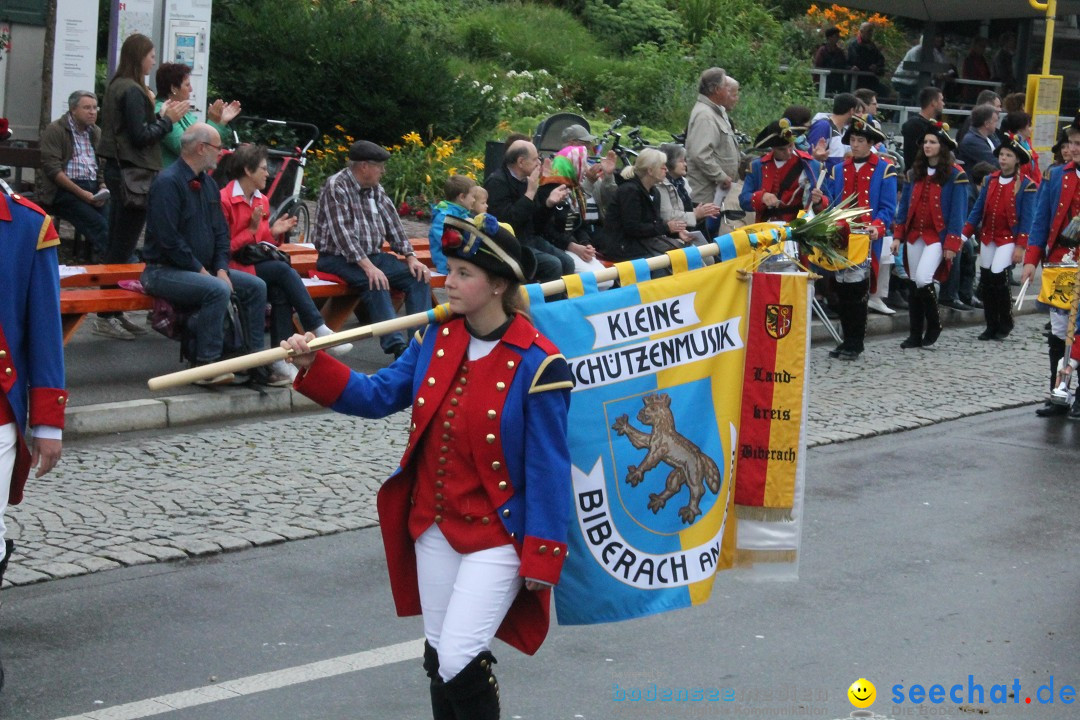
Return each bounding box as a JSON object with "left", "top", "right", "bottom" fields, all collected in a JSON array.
[
  {"left": 685, "top": 67, "right": 741, "bottom": 237},
  {"left": 312, "top": 140, "right": 431, "bottom": 360},
  {"left": 0, "top": 191, "right": 67, "bottom": 690},
  {"left": 140, "top": 124, "right": 276, "bottom": 386},
  {"left": 37, "top": 90, "right": 110, "bottom": 263}
]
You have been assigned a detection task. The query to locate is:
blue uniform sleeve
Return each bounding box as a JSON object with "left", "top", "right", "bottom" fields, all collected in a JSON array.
[
  {"left": 330, "top": 340, "right": 420, "bottom": 418},
  {"left": 946, "top": 171, "right": 968, "bottom": 239},
  {"left": 738, "top": 161, "right": 761, "bottom": 212},
  {"left": 1016, "top": 178, "right": 1038, "bottom": 242},
  {"left": 874, "top": 166, "right": 897, "bottom": 230},
  {"left": 27, "top": 235, "right": 66, "bottom": 398},
  {"left": 1027, "top": 168, "right": 1059, "bottom": 258},
  {"left": 964, "top": 182, "right": 989, "bottom": 235},
  {"left": 895, "top": 180, "right": 913, "bottom": 236}
]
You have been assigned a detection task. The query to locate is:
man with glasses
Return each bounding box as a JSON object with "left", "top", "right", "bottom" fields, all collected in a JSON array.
[
  {"left": 140, "top": 124, "right": 277, "bottom": 386},
  {"left": 37, "top": 90, "right": 110, "bottom": 261},
  {"left": 311, "top": 140, "right": 430, "bottom": 360}
]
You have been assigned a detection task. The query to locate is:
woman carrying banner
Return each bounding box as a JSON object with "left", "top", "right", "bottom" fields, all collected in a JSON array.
[
  {"left": 961, "top": 133, "right": 1037, "bottom": 341},
  {"left": 894, "top": 122, "right": 969, "bottom": 349},
  {"left": 282, "top": 214, "right": 573, "bottom": 720}
]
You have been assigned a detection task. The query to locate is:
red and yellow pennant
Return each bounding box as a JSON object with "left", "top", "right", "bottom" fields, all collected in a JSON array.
[{"left": 734, "top": 271, "right": 809, "bottom": 520}]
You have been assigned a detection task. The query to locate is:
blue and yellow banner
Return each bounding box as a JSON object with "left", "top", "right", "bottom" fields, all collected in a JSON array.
[{"left": 530, "top": 252, "right": 754, "bottom": 624}]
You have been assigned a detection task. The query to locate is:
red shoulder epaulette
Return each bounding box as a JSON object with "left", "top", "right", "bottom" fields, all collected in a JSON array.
[
  {"left": 533, "top": 331, "right": 561, "bottom": 357},
  {"left": 9, "top": 193, "right": 49, "bottom": 217}
]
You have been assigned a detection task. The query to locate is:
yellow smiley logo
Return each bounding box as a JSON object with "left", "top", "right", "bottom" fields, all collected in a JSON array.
[{"left": 848, "top": 678, "right": 876, "bottom": 708}]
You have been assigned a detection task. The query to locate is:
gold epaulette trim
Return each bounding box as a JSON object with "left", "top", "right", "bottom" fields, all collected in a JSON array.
[
  {"left": 529, "top": 354, "right": 574, "bottom": 394},
  {"left": 37, "top": 216, "right": 60, "bottom": 250}
]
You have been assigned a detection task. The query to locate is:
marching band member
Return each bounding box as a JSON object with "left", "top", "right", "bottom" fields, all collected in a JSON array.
[
  {"left": 1022, "top": 114, "right": 1080, "bottom": 418},
  {"left": 284, "top": 214, "right": 573, "bottom": 719},
  {"left": 740, "top": 118, "right": 828, "bottom": 224},
  {"left": 962, "top": 132, "right": 1037, "bottom": 340},
  {"left": 827, "top": 115, "right": 897, "bottom": 360},
  {"left": 894, "top": 122, "right": 969, "bottom": 349}
]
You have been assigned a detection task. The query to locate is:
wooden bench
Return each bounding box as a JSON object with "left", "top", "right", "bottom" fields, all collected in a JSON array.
[{"left": 59, "top": 239, "right": 443, "bottom": 343}]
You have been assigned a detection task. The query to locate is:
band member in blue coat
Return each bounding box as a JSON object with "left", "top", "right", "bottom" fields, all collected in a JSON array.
[
  {"left": 740, "top": 119, "right": 828, "bottom": 223},
  {"left": 0, "top": 191, "right": 68, "bottom": 689},
  {"left": 894, "top": 122, "right": 969, "bottom": 349},
  {"left": 1022, "top": 114, "right": 1080, "bottom": 417},
  {"left": 827, "top": 115, "right": 897, "bottom": 360},
  {"left": 284, "top": 214, "right": 573, "bottom": 720},
  {"left": 962, "top": 132, "right": 1037, "bottom": 340}
]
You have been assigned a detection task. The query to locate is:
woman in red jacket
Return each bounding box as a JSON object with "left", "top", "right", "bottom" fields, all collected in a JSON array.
[{"left": 218, "top": 144, "right": 350, "bottom": 380}]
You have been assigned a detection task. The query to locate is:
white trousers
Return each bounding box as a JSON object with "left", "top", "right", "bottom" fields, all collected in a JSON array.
[
  {"left": 414, "top": 525, "right": 523, "bottom": 681},
  {"left": 978, "top": 241, "right": 1015, "bottom": 274},
  {"left": 905, "top": 239, "right": 943, "bottom": 288},
  {"left": 0, "top": 423, "right": 16, "bottom": 543},
  {"left": 1050, "top": 307, "right": 1071, "bottom": 340}
]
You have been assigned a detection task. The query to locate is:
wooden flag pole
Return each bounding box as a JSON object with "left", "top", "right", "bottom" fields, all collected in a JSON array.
[{"left": 150, "top": 217, "right": 864, "bottom": 391}]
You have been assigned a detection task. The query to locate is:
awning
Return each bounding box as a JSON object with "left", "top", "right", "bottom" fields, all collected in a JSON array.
[{"left": 833, "top": 0, "right": 1080, "bottom": 21}]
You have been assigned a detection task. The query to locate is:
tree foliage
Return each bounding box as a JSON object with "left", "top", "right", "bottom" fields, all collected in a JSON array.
[{"left": 209, "top": 0, "right": 497, "bottom": 144}]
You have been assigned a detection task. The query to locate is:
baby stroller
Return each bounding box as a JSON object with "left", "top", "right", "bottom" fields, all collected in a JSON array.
[
  {"left": 532, "top": 112, "right": 591, "bottom": 156},
  {"left": 222, "top": 117, "right": 319, "bottom": 241}
]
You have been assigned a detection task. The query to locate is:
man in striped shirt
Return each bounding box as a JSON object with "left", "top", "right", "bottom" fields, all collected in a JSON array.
[{"left": 311, "top": 140, "right": 431, "bottom": 359}]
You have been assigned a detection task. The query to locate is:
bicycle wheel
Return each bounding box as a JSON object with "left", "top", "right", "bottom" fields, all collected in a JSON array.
[{"left": 291, "top": 203, "right": 311, "bottom": 242}]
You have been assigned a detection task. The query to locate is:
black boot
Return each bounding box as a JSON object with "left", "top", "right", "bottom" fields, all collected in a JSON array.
[
  {"left": 900, "top": 280, "right": 924, "bottom": 348},
  {"left": 921, "top": 283, "right": 942, "bottom": 348},
  {"left": 828, "top": 282, "right": 852, "bottom": 359},
  {"left": 839, "top": 280, "right": 869, "bottom": 360},
  {"left": 991, "top": 272, "right": 1014, "bottom": 340},
  {"left": 444, "top": 651, "right": 500, "bottom": 720},
  {"left": 1037, "top": 336, "right": 1069, "bottom": 417},
  {"left": 1069, "top": 393, "right": 1080, "bottom": 420},
  {"left": 423, "top": 642, "right": 455, "bottom": 720},
  {"left": 976, "top": 274, "right": 997, "bottom": 340}
]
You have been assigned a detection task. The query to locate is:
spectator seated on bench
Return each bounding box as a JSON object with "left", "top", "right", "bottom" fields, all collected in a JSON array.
[
  {"left": 218, "top": 144, "right": 351, "bottom": 382},
  {"left": 310, "top": 140, "right": 431, "bottom": 361},
  {"left": 139, "top": 123, "right": 282, "bottom": 387},
  {"left": 38, "top": 90, "right": 110, "bottom": 263}
]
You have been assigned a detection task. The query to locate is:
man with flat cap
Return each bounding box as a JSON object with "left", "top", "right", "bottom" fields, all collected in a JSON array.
[
  {"left": 827, "top": 115, "right": 897, "bottom": 360},
  {"left": 739, "top": 118, "right": 827, "bottom": 224},
  {"left": 311, "top": 140, "right": 431, "bottom": 359}
]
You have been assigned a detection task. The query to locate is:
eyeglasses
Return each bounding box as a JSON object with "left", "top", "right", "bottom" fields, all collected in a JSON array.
[{"left": 202, "top": 142, "right": 222, "bottom": 151}]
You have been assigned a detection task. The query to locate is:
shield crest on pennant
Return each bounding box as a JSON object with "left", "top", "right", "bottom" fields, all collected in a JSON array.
[{"left": 765, "top": 303, "right": 793, "bottom": 340}]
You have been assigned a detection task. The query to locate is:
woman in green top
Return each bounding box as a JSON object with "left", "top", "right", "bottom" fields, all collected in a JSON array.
[{"left": 154, "top": 63, "right": 241, "bottom": 167}]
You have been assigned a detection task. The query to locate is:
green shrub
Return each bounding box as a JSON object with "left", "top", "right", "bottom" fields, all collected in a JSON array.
[
  {"left": 581, "top": 0, "right": 684, "bottom": 52},
  {"left": 210, "top": 0, "right": 498, "bottom": 145}
]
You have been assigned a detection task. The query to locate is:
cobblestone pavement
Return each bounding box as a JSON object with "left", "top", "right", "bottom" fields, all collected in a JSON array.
[{"left": 4, "top": 313, "right": 1061, "bottom": 587}]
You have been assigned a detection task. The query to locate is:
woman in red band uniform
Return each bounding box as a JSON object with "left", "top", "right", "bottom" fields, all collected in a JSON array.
[
  {"left": 283, "top": 214, "right": 573, "bottom": 720},
  {"left": 962, "top": 133, "right": 1038, "bottom": 340},
  {"left": 894, "top": 122, "right": 969, "bottom": 349}
]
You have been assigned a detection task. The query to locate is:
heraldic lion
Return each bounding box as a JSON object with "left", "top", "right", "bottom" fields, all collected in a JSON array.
[{"left": 612, "top": 393, "right": 722, "bottom": 525}]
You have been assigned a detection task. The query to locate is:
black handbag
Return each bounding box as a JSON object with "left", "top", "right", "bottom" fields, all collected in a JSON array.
[
  {"left": 232, "top": 242, "right": 292, "bottom": 265},
  {"left": 119, "top": 167, "right": 156, "bottom": 209}
]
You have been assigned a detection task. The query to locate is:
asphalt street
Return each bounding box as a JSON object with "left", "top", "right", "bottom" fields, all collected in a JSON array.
[{"left": 1, "top": 405, "right": 1077, "bottom": 720}]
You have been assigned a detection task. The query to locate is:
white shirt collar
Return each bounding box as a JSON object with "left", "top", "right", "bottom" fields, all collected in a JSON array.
[{"left": 231, "top": 181, "right": 264, "bottom": 204}]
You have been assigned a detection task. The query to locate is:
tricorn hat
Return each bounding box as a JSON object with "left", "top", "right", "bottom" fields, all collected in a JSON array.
[
  {"left": 754, "top": 118, "right": 805, "bottom": 150},
  {"left": 995, "top": 132, "right": 1032, "bottom": 166},
  {"left": 442, "top": 214, "right": 536, "bottom": 283},
  {"left": 842, "top": 114, "right": 886, "bottom": 145},
  {"left": 923, "top": 120, "right": 958, "bottom": 151}
]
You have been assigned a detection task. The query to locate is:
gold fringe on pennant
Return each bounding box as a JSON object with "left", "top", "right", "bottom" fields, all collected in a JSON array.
[
  {"left": 735, "top": 504, "right": 794, "bottom": 522},
  {"left": 733, "top": 548, "right": 798, "bottom": 567}
]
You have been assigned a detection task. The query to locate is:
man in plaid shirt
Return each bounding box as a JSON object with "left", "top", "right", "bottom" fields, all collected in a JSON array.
[{"left": 311, "top": 140, "right": 431, "bottom": 359}]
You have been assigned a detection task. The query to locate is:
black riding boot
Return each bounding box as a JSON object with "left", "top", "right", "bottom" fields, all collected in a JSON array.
[
  {"left": 1037, "top": 336, "right": 1069, "bottom": 417},
  {"left": 991, "top": 271, "right": 1014, "bottom": 339},
  {"left": 976, "top": 273, "right": 997, "bottom": 340},
  {"left": 444, "top": 651, "right": 500, "bottom": 720},
  {"left": 921, "top": 283, "right": 942, "bottom": 348},
  {"left": 828, "top": 282, "right": 852, "bottom": 358},
  {"left": 900, "top": 280, "right": 924, "bottom": 348},
  {"left": 839, "top": 279, "right": 869, "bottom": 360},
  {"left": 423, "top": 642, "right": 455, "bottom": 720}
]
